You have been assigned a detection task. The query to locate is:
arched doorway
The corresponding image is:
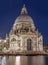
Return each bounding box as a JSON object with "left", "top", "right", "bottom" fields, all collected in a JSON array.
[{"left": 27, "top": 39, "right": 32, "bottom": 50}]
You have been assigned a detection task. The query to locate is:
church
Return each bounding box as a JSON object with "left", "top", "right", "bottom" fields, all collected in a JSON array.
[{"left": 0, "top": 5, "right": 43, "bottom": 52}]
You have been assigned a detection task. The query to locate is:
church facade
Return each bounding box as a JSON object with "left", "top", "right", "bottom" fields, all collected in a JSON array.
[{"left": 0, "top": 5, "right": 43, "bottom": 52}]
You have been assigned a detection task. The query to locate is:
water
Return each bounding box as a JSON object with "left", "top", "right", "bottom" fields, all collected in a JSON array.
[{"left": 0, "top": 56, "right": 48, "bottom": 65}]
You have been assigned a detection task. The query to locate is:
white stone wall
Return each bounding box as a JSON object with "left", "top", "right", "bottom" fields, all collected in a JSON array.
[
  {"left": 20, "top": 34, "right": 38, "bottom": 51},
  {"left": 38, "top": 35, "right": 43, "bottom": 51},
  {"left": 8, "top": 33, "right": 43, "bottom": 52}
]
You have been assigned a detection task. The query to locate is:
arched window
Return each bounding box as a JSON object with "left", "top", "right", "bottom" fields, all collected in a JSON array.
[
  {"left": 27, "top": 39, "right": 32, "bottom": 50},
  {"left": 11, "top": 38, "right": 16, "bottom": 42}
]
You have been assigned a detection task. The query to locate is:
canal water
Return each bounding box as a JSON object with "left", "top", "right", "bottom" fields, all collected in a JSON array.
[{"left": 0, "top": 56, "right": 48, "bottom": 65}]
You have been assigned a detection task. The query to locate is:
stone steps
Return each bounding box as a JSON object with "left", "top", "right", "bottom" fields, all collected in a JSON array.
[{"left": 0, "top": 51, "right": 48, "bottom": 56}]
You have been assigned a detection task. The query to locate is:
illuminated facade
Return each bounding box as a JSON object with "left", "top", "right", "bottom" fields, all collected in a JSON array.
[{"left": 0, "top": 5, "right": 43, "bottom": 52}]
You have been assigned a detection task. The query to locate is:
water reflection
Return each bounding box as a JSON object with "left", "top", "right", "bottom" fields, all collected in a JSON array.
[
  {"left": 0, "top": 56, "right": 2, "bottom": 65},
  {"left": 2, "top": 56, "right": 7, "bottom": 65},
  {"left": 15, "top": 56, "right": 20, "bottom": 65},
  {"left": 0, "top": 56, "right": 47, "bottom": 65},
  {"left": 32, "top": 56, "right": 45, "bottom": 65},
  {"left": 45, "top": 56, "right": 48, "bottom": 65},
  {"left": 27, "top": 56, "right": 32, "bottom": 65},
  {"left": 21, "top": 56, "right": 28, "bottom": 65}
]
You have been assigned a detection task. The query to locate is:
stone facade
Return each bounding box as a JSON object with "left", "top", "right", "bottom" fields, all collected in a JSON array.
[{"left": 0, "top": 5, "right": 43, "bottom": 52}]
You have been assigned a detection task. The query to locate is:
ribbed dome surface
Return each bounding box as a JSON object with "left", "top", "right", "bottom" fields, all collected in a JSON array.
[{"left": 15, "top": 14, "right": 34, "bottom": 23}]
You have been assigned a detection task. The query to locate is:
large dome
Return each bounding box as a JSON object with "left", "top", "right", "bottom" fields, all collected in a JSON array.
[
  {"left": 10, "top": 5, "right": 36, "bottom": 35},
  {"left": 14, "top": 5, "right": 34, "bottom": 24},
  {"left": 15, "top": 15, "right": 34, "bottom": 24}
]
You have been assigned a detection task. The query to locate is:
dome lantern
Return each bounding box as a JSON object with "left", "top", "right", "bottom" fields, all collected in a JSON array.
[{"left": 21, "top": 4, "right": 28, "bottom": 15}]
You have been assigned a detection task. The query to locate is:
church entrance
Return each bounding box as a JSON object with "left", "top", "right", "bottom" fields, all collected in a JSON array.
[{"left": 27, "top": 39, "right": 32, "bottom": 50}]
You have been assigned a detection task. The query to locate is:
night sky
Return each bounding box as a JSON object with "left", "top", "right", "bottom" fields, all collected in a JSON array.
[{"left": 0, "top": 0, "right": 48, "bottom": 44}]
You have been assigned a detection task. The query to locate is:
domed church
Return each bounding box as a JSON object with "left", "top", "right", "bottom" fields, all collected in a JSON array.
[{"left": 5, "top": 5, "right": 43, "bottom": 52}]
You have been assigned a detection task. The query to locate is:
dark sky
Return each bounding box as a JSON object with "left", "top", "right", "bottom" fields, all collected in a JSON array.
[{"left": 0, "top": 0, "right": 48, "bottom": 44}]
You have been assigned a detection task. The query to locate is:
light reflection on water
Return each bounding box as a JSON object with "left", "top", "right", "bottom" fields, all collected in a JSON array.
[
  {"left": 2, "top": 56, "right": 7, "bottom": 65},
  {"left": 15, "top": 56, "right": 20, "bottom": 65},
  {"left": 0, "top": 56, "right": 47, "bottom": 65}
]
